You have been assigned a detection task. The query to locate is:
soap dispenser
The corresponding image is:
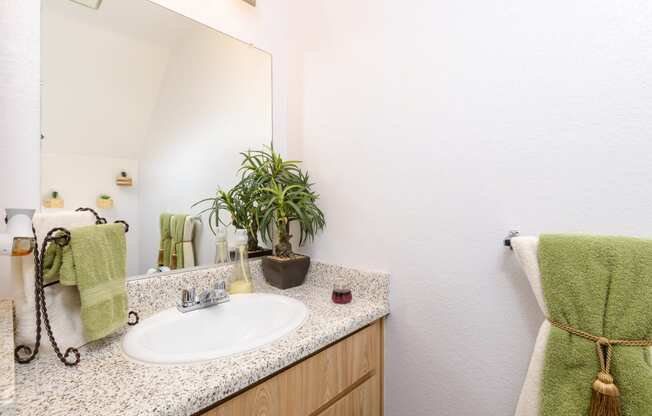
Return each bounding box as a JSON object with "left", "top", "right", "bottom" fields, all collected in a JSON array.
[
  {"left": 214, "top": 227, "right": 229, "bottom": 264},
  {"left": 229, "top": 229, "right": 253, "bottom": 294}
]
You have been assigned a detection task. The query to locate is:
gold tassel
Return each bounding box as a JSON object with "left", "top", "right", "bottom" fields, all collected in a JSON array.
[
  {"left": 589, "top": 371, "right": 621, "bottom": 416},
  {"left": 547, "top": 320, "right": 652, "bottom": 416}
]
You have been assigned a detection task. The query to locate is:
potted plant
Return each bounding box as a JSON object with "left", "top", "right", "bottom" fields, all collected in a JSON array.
[
  {"left": 97, "top": 194, "right": 113, "bottom": 209},
  {"left": 241, "top": 147, "right": 325, "bottom": 289},
  {"left": 192, "top": 174, "right": 268, "bottom": 255},
  {"left": 44, "top": 190, "right": 64, "bottom": 208}
]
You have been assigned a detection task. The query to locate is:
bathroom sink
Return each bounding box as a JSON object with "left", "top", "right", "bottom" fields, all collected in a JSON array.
[{"left": 122, "top": 293, "right": 308, "bottom": 364}]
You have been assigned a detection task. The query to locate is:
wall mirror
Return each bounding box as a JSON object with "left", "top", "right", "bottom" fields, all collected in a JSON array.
[{"left": 41, "top": 0, "right": 273, "bottom": 277}]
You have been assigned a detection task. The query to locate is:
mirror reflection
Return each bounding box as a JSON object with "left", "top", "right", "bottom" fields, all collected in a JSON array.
[{"left": 41, "top": 0, "right": 273, "bottom": 277}]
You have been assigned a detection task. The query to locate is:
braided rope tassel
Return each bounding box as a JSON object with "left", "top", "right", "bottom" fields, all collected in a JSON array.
[
  {"left": 590, "top": 338, "right": 621, "bottom": 416},
  {"left": 548, "top": 320, "right": 652, "bottom": 416}
]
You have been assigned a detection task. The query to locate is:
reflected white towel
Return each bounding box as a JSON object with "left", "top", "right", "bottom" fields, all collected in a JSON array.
[{"left": 14, "top": 211, "right": 96, "bottom": 352}]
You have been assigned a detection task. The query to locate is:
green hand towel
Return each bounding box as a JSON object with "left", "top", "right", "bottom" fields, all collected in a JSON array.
[
  {"left": 43, "top": 241, "right": 63, "bottom": 284},
  {"left": 44, "top": 223, "right": 128, "bottom": 342},
  {"left": 540, "top": 235, "right": 652, "bottom": 416},
  {"left": 159, "top": 213, "right": 173, "bottom": 267},
  {"left": 171, "top": 214, "right": 187, "bottom": 269}
]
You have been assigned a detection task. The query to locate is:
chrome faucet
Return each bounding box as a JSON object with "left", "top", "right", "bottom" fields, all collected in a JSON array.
[{"left": 177, "top": 281, "right": 230, "bottom": 313}]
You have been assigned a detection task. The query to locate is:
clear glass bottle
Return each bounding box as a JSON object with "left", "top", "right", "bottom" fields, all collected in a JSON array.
[
  {"left": 214, "top": 227, "right": 229, "bottom": 264},
  {"left": 229, "top": 229, "right": 253, "bottom": 294}
]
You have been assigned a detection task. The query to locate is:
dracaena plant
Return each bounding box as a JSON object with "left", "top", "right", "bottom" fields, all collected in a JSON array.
[
  {"left": 240, "top": 146, "right": 325, "bottom": 258},
  {"left": 192, "top": 176, "right": 261, "bottom": 252}
]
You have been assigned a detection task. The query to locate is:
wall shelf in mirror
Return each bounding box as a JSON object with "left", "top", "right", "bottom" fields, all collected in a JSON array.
[
  {"left": 43, "top": 191, "right": 64, "bottom": 208},
  {"left": 116, "top": 171, "right": 133, "bottom": 187},
  {"left": 43, "top": 198, "right": 64, "bottom": 209}
]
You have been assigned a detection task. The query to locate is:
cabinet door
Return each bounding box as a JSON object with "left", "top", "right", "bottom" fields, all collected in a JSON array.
[
  {"left": 299, "top": 321, "right": 380, "bottom": 414},
  {"left": 318, "top": 374, "right": 381, "bottom": 416},
  {"left": 204, "top": 320, "right": 382, "bottom": 416}
]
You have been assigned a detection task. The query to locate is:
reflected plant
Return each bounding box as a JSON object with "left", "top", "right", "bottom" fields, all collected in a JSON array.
[{"left": 192, "top": 176, "right": 261, "bottom": 252}]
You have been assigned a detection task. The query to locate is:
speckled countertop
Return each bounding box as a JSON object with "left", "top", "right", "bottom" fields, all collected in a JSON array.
[
  {"left": 10, "top": 261, "right": 389, "bottom": 416},
  {"left": 0, "top": 300, "right": 15, "bottom": 416}
]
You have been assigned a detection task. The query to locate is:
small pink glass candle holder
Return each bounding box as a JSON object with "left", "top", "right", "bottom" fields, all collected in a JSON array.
[{"left": 331, "top": 277, "right": 352, "bottom": 304}]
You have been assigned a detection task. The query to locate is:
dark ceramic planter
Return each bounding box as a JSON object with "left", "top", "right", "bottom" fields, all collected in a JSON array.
[{"left": 262, "top": 255, "right": 311, "bottom": 289}]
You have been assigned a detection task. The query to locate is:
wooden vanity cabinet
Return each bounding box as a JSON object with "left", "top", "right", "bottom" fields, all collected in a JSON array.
[{"left": 199, "top": 320, "right": 384, "bottom": 416}]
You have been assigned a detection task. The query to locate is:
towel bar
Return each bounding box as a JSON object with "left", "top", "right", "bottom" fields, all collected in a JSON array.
[
  {"left": 14, "top": 207, "right": 138, "bottom": 367},
  {"left": 42, "top": 208, "right": 128, "bottom": 289},
  {"left": 504, "top": 230, "right": 520, "bottom": 250}
]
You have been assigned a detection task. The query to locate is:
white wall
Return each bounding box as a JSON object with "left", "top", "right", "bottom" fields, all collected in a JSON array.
[
  {"left": 0, "top": 0, "right": 288, "bottom": 296},
  {"left": 289, "top": 0, "right": 652, "bottom": 415},
  {"left": 0, "top": 1, "right": 41, "bottom": 299},
  {"left": 41, "top": 0, "right": 172, "bottom": 159},
  {"left": 151, "top": 0, "right": 289, "bottom": 156},
  {"left": 139, "top": 24, "right": 272, "bottom": 272}
]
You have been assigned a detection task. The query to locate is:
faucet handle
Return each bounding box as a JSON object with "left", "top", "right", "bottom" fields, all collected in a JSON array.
[
  {"left": 214, "top": 280, "right": 230, "bottom": 303},
  {"left": 181, "top": 287, "right": 196, "bottom": 307},
  {"left": 181, "top": 289, "right": 192, "bottom": 306}
]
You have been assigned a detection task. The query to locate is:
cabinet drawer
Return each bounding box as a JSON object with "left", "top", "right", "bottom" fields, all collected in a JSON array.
[{"left": 203, "top": 320, "right": 383, "bottom": 416}]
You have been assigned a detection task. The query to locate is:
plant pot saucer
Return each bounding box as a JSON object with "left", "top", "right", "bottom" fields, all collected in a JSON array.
[
  {"left": 262, "top": 254, "right": 310, "bottom": 289},
  {"left": 249, "top": 248, "right": 273, "bottom": 259},
  {"left": 229, "top": 248, "right": 272, "bottom": 261}
]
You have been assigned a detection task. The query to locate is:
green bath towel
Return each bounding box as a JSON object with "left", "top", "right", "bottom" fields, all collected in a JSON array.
[
  {"left": 43, "top": 223, "right": 128, "bottom": 342},
  {"left": 539, "top": 235, "right": 652, "bottom": 416},
  {"left": 170, "top": 214, "right": 187, "bottom": 269},
  {"left": 159, "top": 213, "right": 173, "bottom": 267}
]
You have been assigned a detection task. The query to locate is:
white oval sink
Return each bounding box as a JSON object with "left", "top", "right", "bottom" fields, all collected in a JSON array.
[{"left": 122, "top": 293, "right": 308, "bottom": 364}]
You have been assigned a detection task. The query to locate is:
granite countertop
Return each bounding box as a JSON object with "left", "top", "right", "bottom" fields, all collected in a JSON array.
[
  {"left": 0, "top": 300, "right": 15, "bottom": 416},
  {"left": 11, "top": 261, "right": 389, "bottom": 416}
]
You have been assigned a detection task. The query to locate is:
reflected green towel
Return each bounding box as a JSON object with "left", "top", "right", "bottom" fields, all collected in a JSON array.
[
  {"left": 159, "top": 213, "right": 173, "bottom": 267},
  {"left": 170, "top": 214, "right": 187, "bottom": 269},
  {"left": 44, "top": 224, "right": 127, "bottom": 342},
  {"left": 540, "top": 235, "right": 652, "bottom": 416}
]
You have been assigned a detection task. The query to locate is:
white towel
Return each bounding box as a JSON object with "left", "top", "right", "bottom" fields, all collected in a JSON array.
[
  {"left": 511, "top": 236, "right": 547, "bottom": 416},
  {"left": 14, "top": 211, "right": 96, "bottom": 352}
]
